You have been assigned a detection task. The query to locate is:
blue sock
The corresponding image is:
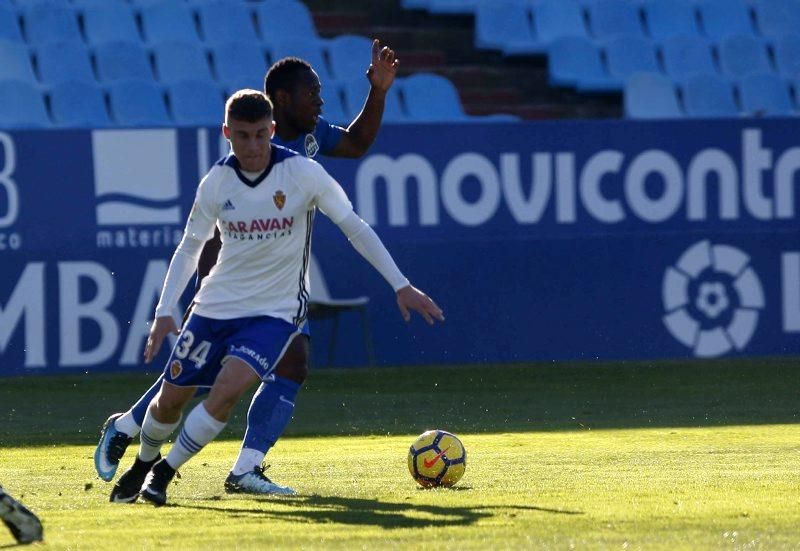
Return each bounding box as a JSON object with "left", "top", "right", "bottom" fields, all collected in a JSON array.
[
  {"left": 130, "top": 375, "right": 164, "bottom": 427},
  {"left": 242, "top": 376, "right": 302, "bottom": 455}
]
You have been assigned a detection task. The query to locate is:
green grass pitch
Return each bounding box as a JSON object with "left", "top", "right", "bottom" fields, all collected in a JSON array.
[{"left": 1, "top": 359, "right": 799, "bottom": 548}]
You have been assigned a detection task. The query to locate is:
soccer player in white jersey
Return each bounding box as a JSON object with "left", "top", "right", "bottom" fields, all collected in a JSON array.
[
  {"left": 112, "top": 90, "right": 442, "bottom": 506},
  {"left": 97, "top": 41, "right": 402, "bottom": 494}
]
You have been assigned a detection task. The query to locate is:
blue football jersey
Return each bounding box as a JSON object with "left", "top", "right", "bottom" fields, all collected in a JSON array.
[{"left": 272, "top": 116, "right": 344, "bottom": 159}]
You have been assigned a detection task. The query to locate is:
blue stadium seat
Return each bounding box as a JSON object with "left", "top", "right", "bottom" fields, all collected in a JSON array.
[
  {"left": 682, "top": 73, "right": 739, "bottom": 117},
  {"left": 49, "top": 80, "right": 111, "bottom": 128},
  {"left": 643, "top": 0, "right": 699, "bottom": 40},
  {"left": 475, "top": 0, "right": 540, "bottom": 54},
  {"left": 197, "top": 1, "right": 259, "bottom": 47},
  {"left": 153, "top": 41, "right": 213, "bottom": 85},
  {"left": 533, "top": 0, "right": 588, "bottom": 44},
  {"left": 94, "top": 41, "right": 155, "bottom": 83},
  {"left": 108, "top": 79, "right": 171, "bottom": 127},
  {"left": 605, "top": 35, "right": 660, "bottom": 85},
  {"left": 254, "top": 0, "right": 318, "bottom": 42},
  {"left": 141, "top": 2, "right": 200, "bottom": 45},
  {"left": 342, "top": 76, "right": 407, "bottom": 122},
  {"left": 426, "top": 0, "right": 479, "bottom": 14},
  {"left": 210, "top": 41, "right": 268, "bottom": 93},
  {"left": 0, "top": 40, "right": 35, "bottom": 84},
  {"left": 696, "top": 0, "right": 754, "bottom": 41},
  {"left": 71, "top": 0, "right": 128, "bottom": 8},
  {"left": 320, "top": 83, "right": 348, "bottom": 125},
  {"left": 22, "top": 4, "right": 81, "bottom": 45},
  {"left": 773, "top": 33, "right": 800, "bottom": 78},
  {"left": 0, "top": 79, "right": 50, "bottom": 128},
  {"left": 660, "top": 35, "right": 716, "bottom": 80},
  {"left": 624, "top": 72, "right": 683, "bottom": 119},
  {"left": 0, "top": 4, "right": 23, "bottom": 43},
  {"left": 37, "top": 41, "right": 95, "bottom": 85},
  {"left": 548, "top": 36, "right": 615, "bottom": 90},
  {"left": 403, "top": 73, "right": 471, "bottom": 122},
  {"left": 264, "top": 38, "right": 334, "bottom": 82},
  {"left": 738, "top": 72, "right": 794, "bottom": 115},
  {"left": 14, "top": 0, "right": 68, "bottom": 6},
  {"left": 400, "top": 0, "right": 434, "bottom": 9},
  {"left": 718, "top": 34, "right": 772, "bottom": 78},
  {"left": 167, "top": 79, "right": 225, "bottom": 127},
  {"left": 327, "top": 34, "right": 373, "bottom": 81},
  {"left": 753, "top": 0, "right": 800, "bottom": 38},
  {"left": 82, "top": 4, "right": 140, "bottom": 45},
  {"left": 587, "top": 0, "right": 644, "bottom": 40}
]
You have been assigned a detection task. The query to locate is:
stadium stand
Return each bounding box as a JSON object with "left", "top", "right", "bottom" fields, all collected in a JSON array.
[
  {"left": 140, "top": 2, "right": 201, "bottom": 45},
  {"left": 474, "top": 0, "right": 540, "bottom": 55},
  {"left": 82, "top": 4, "right": 141, "bottom": 45},
  {"left": 342, "top": 76, "right": 407, "bottom": 122},
  {"left": 752, "top": 0, "right": 800, "bottom": 38},
  {"left": 108, "top": 79, "right": 171, "bottom": 127},
  {"left": 263, "top": 38, "right": 335, "bottom": 82},
  {"left": 643, "top": 0, "right": 700, "bottom": 40},
  {"left": 738, "top": 72, "right": 794, "bottom": 116},
  {"left": 681, "top": 73, "right": 739, "bottom": 118},
  {"left": 605, "top": 35, "right": 660, "bottom": 86},
  {"left": 718, "top": 34, "right": 772, "bottom": 79},
  {"left": 0, "top": 4, "right": 23, "bottom": 43},
  {"left": 0, "top": 39, "right": 37, "bottom": 84},
  {"left": 320, "top": 83, "right": 349, "bottom": 125},
  {"left": 328, "top": 34, "right": 374, "bottom": 81},
  {"left": 0, "top": 80, "right": 50, "bottom": 128},
  {"left": 167, "top": 79, "right": 225, "bottom": 127},
  {"left": 403, "top": 72, "right": 473, "bottom": 121},
  {"left": 254, "top": 0, "right": 319, "bottom": 42},
  {"left": 49, "top": 80, "right": 111, "bottom": 128},
  {"left": 772, "top": 33, "right": 800, "bottom": 78},
  {"left": 587, "top": 0, "right": 645, "bottom": 40},
  {"left": 210, "top": 41, "right": 270, "bottom": 94},
  {"left": 196, "top": 1, "right": 260, "bottom": 46},
  {"left": 152, "top": 41, "right": 214, "bottom": 85},
  {"left": 533, "top": 0, "right": 589, "bottom": 44},
  {"left": 94, "top": 41, "right": 155, "bottom": 83},
  {"left": 696, "top": 0, "right": 754, "bottom": 41},
  {"left": 624, "top": 72, "right": 682, "bottom": 119},
  {"left": 36, "top": 41, "right": 96, "bottom": 86},
  {"left": 22, "top": 4, "right": 81, "bottom": 45},
  {"left": 548, "top": 36, "right": 615, "bottom": 91},
  {"left": 660, "top": 35, "right": 717, "bottom": 81}
]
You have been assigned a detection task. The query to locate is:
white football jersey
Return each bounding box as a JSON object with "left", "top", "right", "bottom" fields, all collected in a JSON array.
[{"left": 186, "top": 145, "right": 353, "bottom": 324}]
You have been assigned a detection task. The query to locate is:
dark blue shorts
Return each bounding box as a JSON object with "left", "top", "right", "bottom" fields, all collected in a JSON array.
[{"left": 162, "top": 313, "right": 309, "bottom": 388}]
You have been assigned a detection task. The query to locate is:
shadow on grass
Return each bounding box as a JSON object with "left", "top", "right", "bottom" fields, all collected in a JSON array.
[
  {"left": 3, "top": 358, "right": 800, "bottom": 446},
  {"left": 175, "top": 494, "right": 582, "bottom": 529}
]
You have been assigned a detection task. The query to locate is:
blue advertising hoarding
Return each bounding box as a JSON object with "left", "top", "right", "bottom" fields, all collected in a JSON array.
[{"left": 0, "top": 119, "right": 798, "bottom": 375}]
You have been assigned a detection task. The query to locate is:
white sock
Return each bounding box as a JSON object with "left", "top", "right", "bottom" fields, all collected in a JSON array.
[
  {"left": 114, "top": 411, "right": 141, "bottom": 437},
  {"left": 139, "top": 410, "right": 180, "bottom": 462},
  {"left": 231, "top": 448, "right": 266, "bottom": 476},
  {"left": 165, "top": 403, "right": 226, "bottom": 470}
]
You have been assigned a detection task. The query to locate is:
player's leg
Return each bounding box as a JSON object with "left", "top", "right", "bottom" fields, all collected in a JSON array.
[
  {"left": 0, "top": 485, "right": 43, "bottom": 545},
  {"left": 141, "top": 357, "right": 261, "bottom": 505},
  {"left": 226, "top": 333, "right": 308, "bottom": 495}
]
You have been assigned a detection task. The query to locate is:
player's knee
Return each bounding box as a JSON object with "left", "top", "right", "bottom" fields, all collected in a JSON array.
[{"left": 275, "top": 335, "right": 309, "bottom": 384}]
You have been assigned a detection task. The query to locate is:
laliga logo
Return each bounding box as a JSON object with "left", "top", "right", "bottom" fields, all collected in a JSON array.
[{"left": 662, "top": 240, "right": 765, "bottom": 357}]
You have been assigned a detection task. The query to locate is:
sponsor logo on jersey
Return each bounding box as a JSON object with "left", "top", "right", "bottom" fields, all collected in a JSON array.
[
  {"left": 230, "top": 345, "right": 270, "bottom": 370},
  {"left": 304, "top": 134, "right": 319, "bottom": 158},
  {"left": 662, "top": 240, "right": 765, "bottom": 358},
  {"left": 273, "top": 190, "right": 286, "bottom": 210},
  {"left": 170, "top": 360, "right": 182, "bottom": 379}
]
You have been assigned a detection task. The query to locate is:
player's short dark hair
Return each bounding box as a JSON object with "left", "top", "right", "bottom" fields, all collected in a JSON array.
[
  {"left": 263, "top": 57, "right": 314, "bottom": 99},
  {"left": 225, "top": 89, "right": 273, "bottom": 123}
]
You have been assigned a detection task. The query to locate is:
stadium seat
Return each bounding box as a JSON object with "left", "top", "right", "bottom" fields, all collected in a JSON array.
[
  {"left": 400, "top": 0, "right": 434, "bottom": 9},
  {"left": 753, "top": 0, "right": 800, "bottom": 38},
  {"left": 197, "top": 1, "right": 259, "bottom": 47},
  {"left": 108, "top": 79, "right": 171, "bottom": 127},
  {"left": 264, "top": 38, "right": 335, "bottom": 83},
  {"left": 547, "top": 36, "right": 615, "bottom": 90},
  {"left": 426, "top": 0, "right": 479, "bottom": 14},
  {"left": 22, "top": 4, "right": 82, "bottom": 45},
  {"left": 342, "top": 76, "right": 407, "bottom": 122},
  {"left": 681, "top": 73, "right": 739, "bottom": 117},
  {"left": 718, "top": 34, "right": 772, "bottom": 78},
  {"left": 167, "top": 79, "right": 225, "bottom": 127},
  {"left": 605, "top": 35, "right": 660, "bottom": 85},
  {"left": 153, "top": 41, "right": 213, "bottom": 85},
  {"left": 773, "top": 33, "right": 800, "bottom": 78},
  {"left": 696, "top": 0, "right": 754, "bottom": 41},
  {"left": 643, "top": 0, "right": 700, "bottom": 40},
  {"left": 254, "top": 0, "right": 318, "bottom": 42},
  {"left": 738, "top": 72, "right": 794, "bottom": 115},
  {"left": 403, "top": 73, "right": 471, "bottom": 122},
  {"left": 0, "top": 79, "right": 50, "bottom": 128},
  {"left": 533, "top": 0, "right": 589, "bottom": 44},
  {"left": 0, "top": 4, "right": 23, "bottom": 43},
  {"left": 474, "top": 0, "right": 541, "bottom": 54},
  {"left": 71, "top": 0, "right": 128, "bottom": 8},
  {"left": 36, "top": 41, "right": 96, "bottom": 85},
  {"left": 587, "top": 0, "right": 645, "bottom": 40},
  {"left": 210, "top": 41, "right": 268, "bottom": 93},
  {"left": 49, "top": 80, "right": 111, "bottom": 127},
  {"left": 624, "top": 72, "right": 683, "bottom": 119},
  {"left": 0, "top": 40, "right": 36, "bottom": 84},
  {"left": 82, "top": 4, "right": 140, "bottom": 45},
  {"left": 327, "top": 34, "right": 373, "bottom": 81},
  {"left": 141, "top": 2, "right": 200, "bottom": 45},
  {"left": 660, "top": 35, "right": 716, "bottom": 80},
  {"left": 320, "top": 83, "right": 348, "bottom": 126},
  {"left": 94, "top": 41, "right": 155, "bottom": 83}
]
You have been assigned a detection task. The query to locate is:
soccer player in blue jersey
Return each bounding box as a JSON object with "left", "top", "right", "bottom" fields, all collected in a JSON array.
[
  {"left": 111, "top": 89, "right": 441, "bottom": 505},
  {"left": 96, "top": 40, "right": 406, "bottom": 496}
]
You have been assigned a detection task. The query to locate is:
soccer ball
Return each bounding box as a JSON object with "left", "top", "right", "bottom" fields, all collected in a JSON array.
[{"left": 407, "top": 430, "right": 466, "bottom": 488}]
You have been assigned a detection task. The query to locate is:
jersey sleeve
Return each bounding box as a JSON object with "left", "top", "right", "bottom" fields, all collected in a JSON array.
[
  {"left": 184, "top": 170, "right": 220, "bottom": 242},
  {"left": 316, "top": 117, "right": 345, "bottom": 154},
  {"left": 301, "top": 159, "right": 353, "bottom": 224}
]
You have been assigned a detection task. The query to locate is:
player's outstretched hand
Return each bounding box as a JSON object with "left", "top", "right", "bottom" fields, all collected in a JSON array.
[
  {"left": 367, "top": 38, "right": 398, "bottom": 92},
  {"left": 143, "top": 316, "right": 179, "bottom": 364},
  {"left": 397, "top": 285, "right": 444, "bottom": 325}
]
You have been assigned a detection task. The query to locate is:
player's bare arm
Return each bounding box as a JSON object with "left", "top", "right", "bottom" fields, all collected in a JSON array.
[
  {"left": 331, "top": 39, "right": 399, "bottom": 158},
  {"left": 143, "top": 316, "right": 179, "bottom": 364},
  {"left": 396, "top": 285, "right": 444, "bottom": 324}
]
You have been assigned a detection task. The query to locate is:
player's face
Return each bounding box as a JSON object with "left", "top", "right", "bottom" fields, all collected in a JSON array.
[
  {"left": 223, "top": 116, "right": 275, "bottom": 172},
  {"left": 286, "top": 69, "right": 323, "bottom": 133}
]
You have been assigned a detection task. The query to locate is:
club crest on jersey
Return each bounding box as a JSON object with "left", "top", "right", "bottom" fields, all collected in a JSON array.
[
  {"left": 273, "top": 190, "right": 286, "bottom": 210},
  {"left": 304, "top": 134, "right": 319, "bottom": 157},
  {"left": 170, "top": 360, "right": 182, "bottom": 379}
]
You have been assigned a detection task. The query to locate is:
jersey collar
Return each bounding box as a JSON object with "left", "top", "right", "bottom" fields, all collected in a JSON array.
[{"left": 224, "top": 145, "right": 278, "bottom": 188}]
